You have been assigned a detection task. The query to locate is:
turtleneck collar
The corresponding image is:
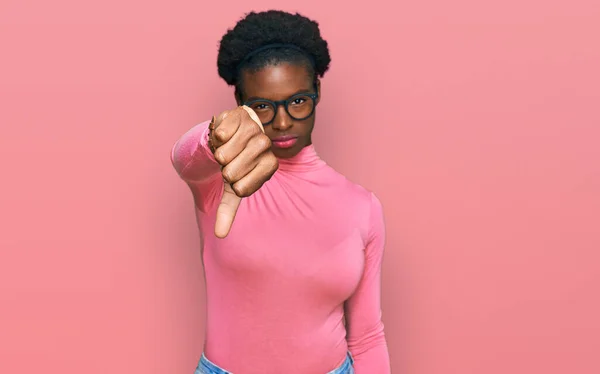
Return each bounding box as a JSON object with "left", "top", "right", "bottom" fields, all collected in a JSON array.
[{"left": 276, "top": 144, "right": 326, "bottom": 172}]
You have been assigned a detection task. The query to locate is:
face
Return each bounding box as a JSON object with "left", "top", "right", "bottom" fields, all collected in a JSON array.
[{"left": 237, "top": 63, "right": 320, "bottom": 159}]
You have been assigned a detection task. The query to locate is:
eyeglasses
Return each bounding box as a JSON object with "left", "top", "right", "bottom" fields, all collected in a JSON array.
[{"left": 243, "top": 91, "right": 319, "bottom": 126}]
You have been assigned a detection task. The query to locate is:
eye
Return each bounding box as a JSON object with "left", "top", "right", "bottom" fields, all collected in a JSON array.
[
  {"left": 291, "top": 97, "right": 306, "bottom": 105},
  {"left": 251, "top": 102, "right": 271, "bottom": 111}
]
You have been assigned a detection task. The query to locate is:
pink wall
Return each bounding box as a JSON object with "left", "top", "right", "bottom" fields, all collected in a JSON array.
[{"left": 1, "top": 1, "right": 599, "bottom": 373}]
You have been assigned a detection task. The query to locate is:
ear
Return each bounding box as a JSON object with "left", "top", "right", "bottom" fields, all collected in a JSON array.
[{"left": 315, "top": 78, "right": 321, "bottom": 104}]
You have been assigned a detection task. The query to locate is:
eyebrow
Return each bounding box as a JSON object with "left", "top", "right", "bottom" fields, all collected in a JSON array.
[{"left": 244, "top": 87, "right": 314, "bottom": 102}]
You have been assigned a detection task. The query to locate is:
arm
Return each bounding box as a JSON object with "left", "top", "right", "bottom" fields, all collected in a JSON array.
[
  {"left": 170, "top": 120, "right": 223, "bottom": 212},
  {"left": 344, "top": 192, "right": 391, "bottom": 373}
]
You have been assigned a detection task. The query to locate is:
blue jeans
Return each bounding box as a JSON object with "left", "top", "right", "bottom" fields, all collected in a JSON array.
[{"left": 195, "top": 352, "right": 355, "bottom": 374}]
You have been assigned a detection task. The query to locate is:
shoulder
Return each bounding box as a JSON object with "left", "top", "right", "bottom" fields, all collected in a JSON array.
[
  {"left": 324, "top": 166, "right": 385, "bottom": 237},
  {"left": 327, "top": 165, "right": 382, "bottom": 209}
]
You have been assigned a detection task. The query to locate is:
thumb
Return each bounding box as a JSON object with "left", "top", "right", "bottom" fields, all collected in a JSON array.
[
  {"left": 213, "top": 105, "right": 263, "bottom": 238},
  {"left": 241, "top": 105, "right": 264, "bottom": 132},
  {"left": 214, "top": 181, "right": 242, "bottom": 238}
]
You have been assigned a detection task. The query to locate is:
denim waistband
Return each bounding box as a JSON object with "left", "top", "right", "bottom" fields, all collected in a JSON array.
[{"left": 195, "top": 351, "right": 354, "bottom": 374}]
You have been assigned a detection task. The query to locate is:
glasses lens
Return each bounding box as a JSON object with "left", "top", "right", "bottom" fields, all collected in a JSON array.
[
  {"left": 247, "top": 95, "right": 315, "bottom": 124},
  {"left": 287, "top": 95, "right": 314, "bottom": 120},
  {"left": 247, "top": 101, "right": 275, "bottom": 124}
]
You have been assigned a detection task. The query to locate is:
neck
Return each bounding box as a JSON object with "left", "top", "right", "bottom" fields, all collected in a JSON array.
[{"left": 276, "top": 144, "right": 326, "bottom": 172}]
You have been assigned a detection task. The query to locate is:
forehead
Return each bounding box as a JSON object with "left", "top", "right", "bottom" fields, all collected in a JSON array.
[{"left": 241, "top": 63, "right": 313, "bottom": 100}]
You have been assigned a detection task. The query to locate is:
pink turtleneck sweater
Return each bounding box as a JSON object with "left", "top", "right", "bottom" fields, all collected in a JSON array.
[{"left": 171, "top": 119, "right": 390, "bottom": 374}]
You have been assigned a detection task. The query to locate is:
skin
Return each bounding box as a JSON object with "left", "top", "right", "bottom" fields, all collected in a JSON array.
[
  {"left": 209, "top": 62, "right": 320, "bottom": 238},
  {"left": 236, "top": 62, "right": 321, "bottom": 159}
]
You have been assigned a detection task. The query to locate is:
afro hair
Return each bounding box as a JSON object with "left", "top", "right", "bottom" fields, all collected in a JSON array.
[{"left": 217, "top": 10, "right": 331, "bottom": 87}]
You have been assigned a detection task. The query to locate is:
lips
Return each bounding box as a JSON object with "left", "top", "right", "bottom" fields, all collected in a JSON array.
[
  {"left": 272, "top": 135, "right": 297, "bottom": 142},
  {"left": 271, "top": 135, "right": 299, "bottom": 149}
]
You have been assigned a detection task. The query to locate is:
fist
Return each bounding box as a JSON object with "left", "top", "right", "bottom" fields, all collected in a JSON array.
[{"left": 209, "top": 105, "right": 279, "bottom": 238}]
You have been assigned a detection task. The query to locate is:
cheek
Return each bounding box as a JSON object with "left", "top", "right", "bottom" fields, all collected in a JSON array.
[{"left": 298, "top": 119, "right": 315, "bottom": 136}]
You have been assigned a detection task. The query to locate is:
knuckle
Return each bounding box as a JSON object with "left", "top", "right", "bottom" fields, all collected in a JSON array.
[
  {"left": 269, "top": 160, "right": 279, "bottom": 176},
  {"left": 266, "top": 152, "right": 278, "bottom": 167},
  {"left": 261, "top": 154, "right": 278, "bottom": 181},
  {"left": 235, "top": 107, "right": 247, "bottom": 120},
  {"left": 216, "top": 110, "right": 229, "bottom": 124},
  {"left": 242, "top": 118, "right": 259, "bottom": 134},
  {"left": 214, "top": 128, "right": 227, "bottom": 142},
  {"left": 232, "top": 183, "right": 252, "bottom": 198},
  {"left": 254, "top": 134, "right": 271, "bottom": 149},
  {"left": 221, "top": 168, "right": 234, "bottom": 184},
  {"left": 214, "top": 109, "right": 240, "bottom": 139},
  {"left": 214, "top": 150, "right": 226, "bottom": 165}
]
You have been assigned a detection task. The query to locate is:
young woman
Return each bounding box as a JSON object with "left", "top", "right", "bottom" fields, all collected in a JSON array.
[{"left": 171, "top": 10, "right": 391, "bottom": 374}]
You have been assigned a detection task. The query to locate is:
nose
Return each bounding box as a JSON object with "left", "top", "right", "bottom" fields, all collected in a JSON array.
[{"left": 271, "top": 105, "right": 293, "bottom": 131}]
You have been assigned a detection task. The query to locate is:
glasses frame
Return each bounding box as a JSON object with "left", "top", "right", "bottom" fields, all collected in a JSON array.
[{"left": 243, "top": 85, "right": 319, "bottom": 126}]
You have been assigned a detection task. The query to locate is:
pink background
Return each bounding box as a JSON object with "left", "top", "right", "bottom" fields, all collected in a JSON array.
[{"left": 1, "top": 0, "right": 599, "bottom": 373}]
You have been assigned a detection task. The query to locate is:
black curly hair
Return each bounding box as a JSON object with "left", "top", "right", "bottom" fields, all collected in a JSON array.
[{"left": 217, "top": 10, "right": 331, "bottom": 94}]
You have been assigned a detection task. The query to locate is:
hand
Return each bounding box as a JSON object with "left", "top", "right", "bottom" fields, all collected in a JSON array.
[{"left": 209, "top": 105, "right": 278, "bottom": 238}]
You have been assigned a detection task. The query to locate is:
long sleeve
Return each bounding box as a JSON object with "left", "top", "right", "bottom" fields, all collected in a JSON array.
[
  {"left": 344, "top": 192, "right": 391, "bottom": 373},
  {"left": 170, "top": 120, "right": 223, "bottom": 212}
]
